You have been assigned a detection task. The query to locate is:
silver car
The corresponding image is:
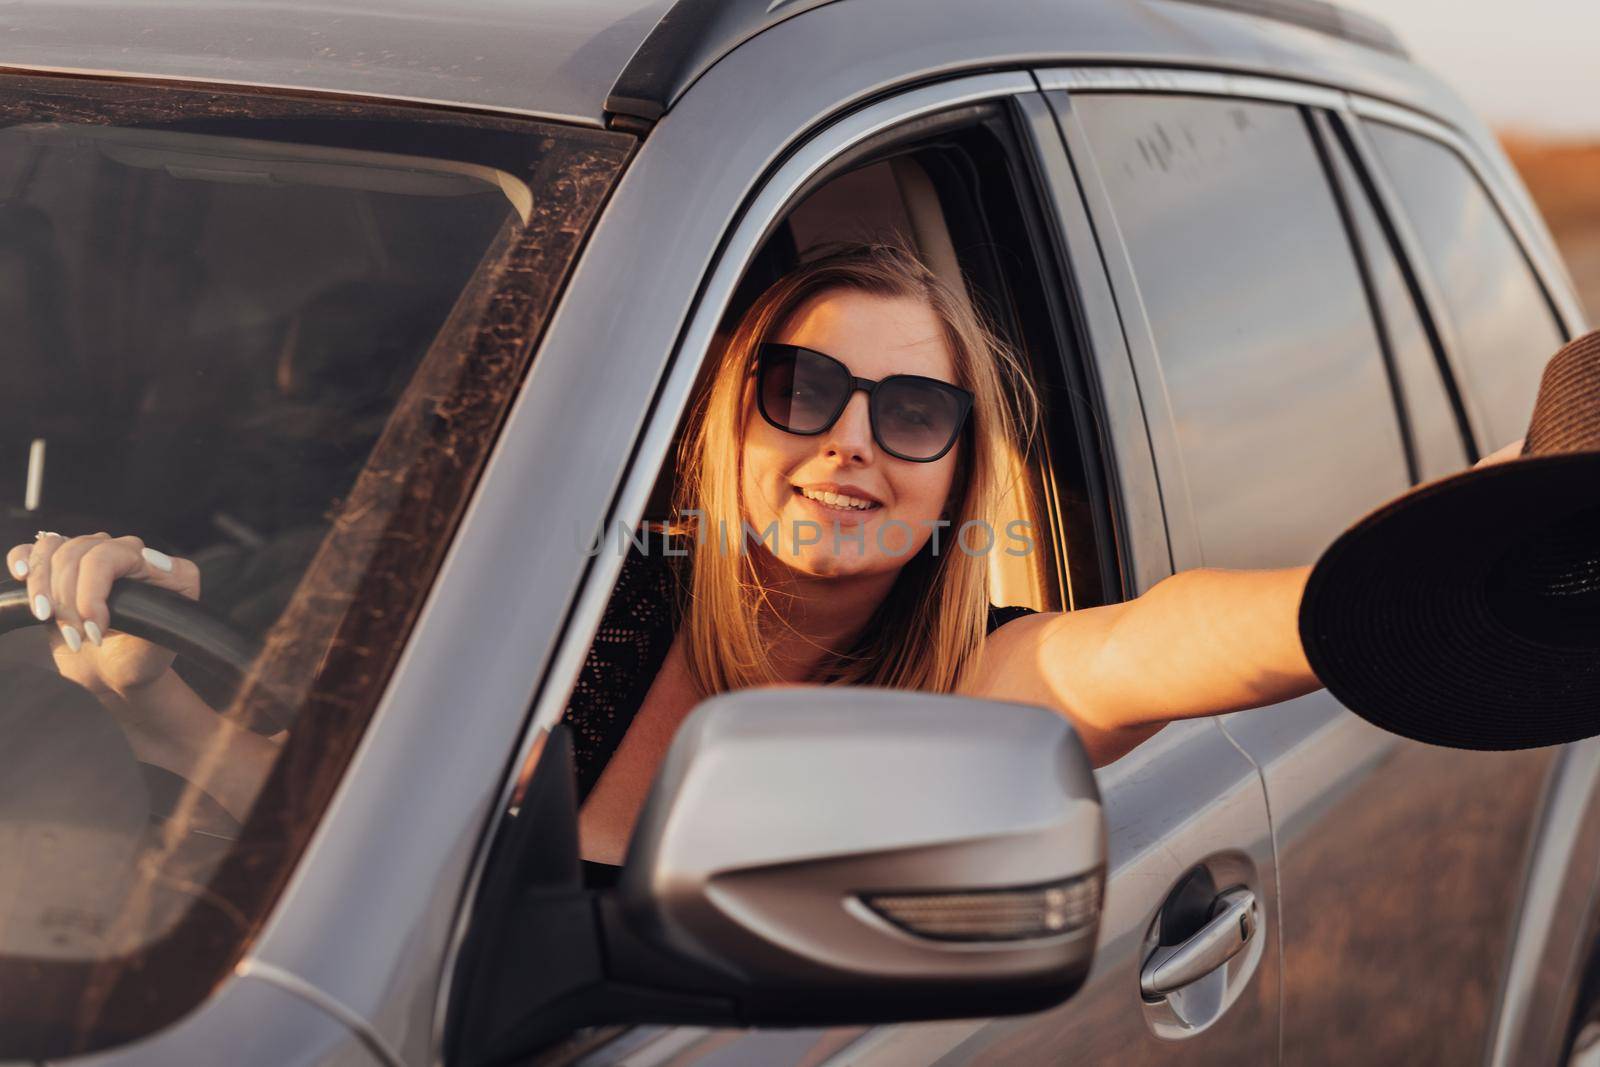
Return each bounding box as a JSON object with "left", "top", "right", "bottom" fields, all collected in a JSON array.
[{"left": 0, "top": 0, "right": 1593, "bottom": 1065}]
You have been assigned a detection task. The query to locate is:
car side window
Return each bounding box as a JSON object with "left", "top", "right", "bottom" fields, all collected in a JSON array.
[
  {"left": 1364, "top": 122, "right": 1565, "bottom": 450},
  {"left": 1321, "top": 117, "right": 1470, "bottom": 482},
  {"left": 1074, "top": 94, "right": 1411, "bottom": 568}
]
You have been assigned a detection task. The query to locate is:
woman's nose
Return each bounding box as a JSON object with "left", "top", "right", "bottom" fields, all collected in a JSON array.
[{"left": 821, "top": 392, "right": 875, "bottom": 463}]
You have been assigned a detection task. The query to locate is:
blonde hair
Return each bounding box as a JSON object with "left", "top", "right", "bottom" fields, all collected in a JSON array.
[{"left": 672, "top": 239, "right": 1039, "bottom": 696}]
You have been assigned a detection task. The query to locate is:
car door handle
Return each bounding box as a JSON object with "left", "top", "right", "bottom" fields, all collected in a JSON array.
[{"left": 1139, "top": 888, "right": 1256, "bottom": 999}]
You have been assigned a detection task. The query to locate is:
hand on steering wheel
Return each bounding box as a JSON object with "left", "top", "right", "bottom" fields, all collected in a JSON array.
[
  {"left": 3, "top": 531, "right": 285, "bottom": 827},
  {"left": 6, "top": 532, "right": 200, "bottom": 696}
]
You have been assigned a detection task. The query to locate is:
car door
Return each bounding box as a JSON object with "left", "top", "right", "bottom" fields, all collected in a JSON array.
[
  {"left": 534, "top": 79, "right": 1282, "bottom": 1067},
  {"left": 1046, "top": 69, "right": 1573, "bottom": 1065}
]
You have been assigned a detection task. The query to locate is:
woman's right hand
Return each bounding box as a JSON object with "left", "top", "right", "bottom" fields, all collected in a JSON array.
[{"left": 6, "top": 532, "right": 201, "bottom": 696}]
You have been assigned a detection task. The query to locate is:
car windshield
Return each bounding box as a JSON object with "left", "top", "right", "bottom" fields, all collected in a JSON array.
[{"left": 0, "top": 75, "right": 630, "bottom": 1057}]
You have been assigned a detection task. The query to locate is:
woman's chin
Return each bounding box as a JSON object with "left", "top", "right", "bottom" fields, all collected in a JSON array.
[
  {"left": 781, "top": 548, "right": 876, "bottom": 579},
  {"left": 752, "top": 527, "right": 893, "bottom": 580},
  {"left": 742, "top": 500, "right": 934, "bottom": 579}
]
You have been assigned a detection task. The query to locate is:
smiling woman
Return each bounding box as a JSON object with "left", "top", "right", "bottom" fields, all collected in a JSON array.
[{"left": 570, "top": 242, "right": 1048, "bottom": 869}]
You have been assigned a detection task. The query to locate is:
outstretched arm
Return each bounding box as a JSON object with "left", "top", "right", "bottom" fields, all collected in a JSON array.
[
  {"left": 963, "top": 565, "right": 1317, "bottom": 766},
  {"left": 965, "top": 440, "right": 1530, "bottom": 767}
]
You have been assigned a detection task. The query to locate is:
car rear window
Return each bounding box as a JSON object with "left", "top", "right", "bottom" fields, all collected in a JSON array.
[
  {"left": 0, "top": 74, "right": 631, "bottom": 1058},
  {"left": 1364, "top": 121, "right": 1566, "bottom": 451}
]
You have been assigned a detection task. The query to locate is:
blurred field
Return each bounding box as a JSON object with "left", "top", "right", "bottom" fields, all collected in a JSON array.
[{"left": 1502, "top": 133, "right": 1600, "bottom": 322}]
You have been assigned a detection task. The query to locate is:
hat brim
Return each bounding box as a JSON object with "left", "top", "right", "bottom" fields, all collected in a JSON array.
[{"left": 1299, "top": 452, "right": 1600, "bottom": 750}]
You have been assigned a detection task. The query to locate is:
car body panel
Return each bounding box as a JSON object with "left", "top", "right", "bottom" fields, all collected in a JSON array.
[
  {"left": 0, "top": 0, "right": 675, "bottom": 126},
  {"left": 1222, "top": 696, "right": 1556, "bottom": 1063},
  {"left": 42, "top": 972, "right": 384, "bottom": 1067},
  {"left": 1487, "top": 737, "right": 1600, "bottom": 1066},
  {"left": 0, "top": 0, "right": 1538, "bottom": 140}
]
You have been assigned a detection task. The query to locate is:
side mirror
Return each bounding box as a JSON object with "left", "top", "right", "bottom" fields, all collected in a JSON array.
[
  {"left": 450, "top": 687, "right": 1106, "bottom": 1065},
  {"left": 609, "top": 687, "right": 1105, "bottom": 1024}
]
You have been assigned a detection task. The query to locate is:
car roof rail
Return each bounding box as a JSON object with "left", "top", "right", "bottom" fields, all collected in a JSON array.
[
  {"left": 603, "top": 0, "right": 1407, "bottom": 132},
  {"left": 605, "top": 0, "right": 843, "bottom": 131},
  {"left": 1163, "top": 0, "right": 1409, "bottom": 59}
]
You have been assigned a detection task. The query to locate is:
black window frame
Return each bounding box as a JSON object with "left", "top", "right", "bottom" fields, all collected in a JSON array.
[
  {"left": 1304, "top": 107, "right": 1423, "bottom": 486},
  {"left": 1314, "top": 109, "right": 1478, "bottom": 482}
]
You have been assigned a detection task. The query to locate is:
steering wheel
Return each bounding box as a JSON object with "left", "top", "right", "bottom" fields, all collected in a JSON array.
[{"left": 0, "top": 579, "right": 285, "bottom": 731}]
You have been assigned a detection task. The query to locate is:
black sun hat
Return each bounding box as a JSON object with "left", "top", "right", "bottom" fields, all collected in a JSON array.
[{"left": 1298, "top": 329, "right": 1600, "bottom": 750}]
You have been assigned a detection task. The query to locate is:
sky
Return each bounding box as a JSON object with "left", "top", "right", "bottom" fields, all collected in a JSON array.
[{"left": 1340, "top": 0, "right": 1600, "bottom": 136}]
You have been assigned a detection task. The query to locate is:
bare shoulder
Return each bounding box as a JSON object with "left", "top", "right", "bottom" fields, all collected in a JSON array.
[
  {"left": 980, "top": 599, "right": 1130, "bottom": 657},
  {"left": 958, "top": 602, "right": 1156, "bottom": 766}
]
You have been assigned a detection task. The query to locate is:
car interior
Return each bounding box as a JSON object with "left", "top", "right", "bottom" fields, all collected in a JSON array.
[
  {"left": 0, "top": 122, "right": 518, "bottom": 641},
  {"left": 0, "top": 123, "right": 522, "bottom": 906}
]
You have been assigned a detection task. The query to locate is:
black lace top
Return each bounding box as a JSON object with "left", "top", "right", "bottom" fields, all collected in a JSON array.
[{"left": 562, "top": 544, "right": 1039, "bottom": 801}]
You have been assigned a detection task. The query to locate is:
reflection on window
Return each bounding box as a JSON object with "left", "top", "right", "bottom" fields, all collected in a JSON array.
[
  {"left": 2, "top": 117, "right": 514, "bottom": 915},
  {"left": 1076, "top": 95, "right": 1410, "bottom": 568}
]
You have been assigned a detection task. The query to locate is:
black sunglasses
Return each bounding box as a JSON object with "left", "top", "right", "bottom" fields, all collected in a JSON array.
[{"left": 754, "top": 342, "right": 974, "bottom": 463}]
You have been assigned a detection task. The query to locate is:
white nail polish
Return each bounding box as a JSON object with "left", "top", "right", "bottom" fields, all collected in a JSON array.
[
  {"left": 84, "top": 620, "right": 103, "bottom": 647},
  {"left": 61, "top": 625, "right": 81, "bottom": 653},
  {"left": 11, "top": 560, "right": 25, "bottom": 578},
  {"left": 32, "top": 594, "right": 51, "bottom": 621},
  {"left": 142, "top": 547, "right": 174, "bottom": 572}
]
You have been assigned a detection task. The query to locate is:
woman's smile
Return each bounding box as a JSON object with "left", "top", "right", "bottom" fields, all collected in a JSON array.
[{"left": 791, "top": 481, "right": 884, "bottom": 523}]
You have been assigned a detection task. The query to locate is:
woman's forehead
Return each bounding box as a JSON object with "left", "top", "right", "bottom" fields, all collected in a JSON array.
[{"left": 774, "top": 289, "right": 956, "bottom": 381}]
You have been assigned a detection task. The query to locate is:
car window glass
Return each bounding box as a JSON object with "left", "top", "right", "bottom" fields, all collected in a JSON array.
[
  {"left": 1365, "top": 122, "right": 1565, "bottom": 450},
  {"left": 1074, "top": 94, "right": 1410, "bottom": 568},
  {"left": 0, "top": 75, "right": 630, "bottom": 1059},
  {"left": 1325, "top": 121, "right": 1470, "bottom": 482}
]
